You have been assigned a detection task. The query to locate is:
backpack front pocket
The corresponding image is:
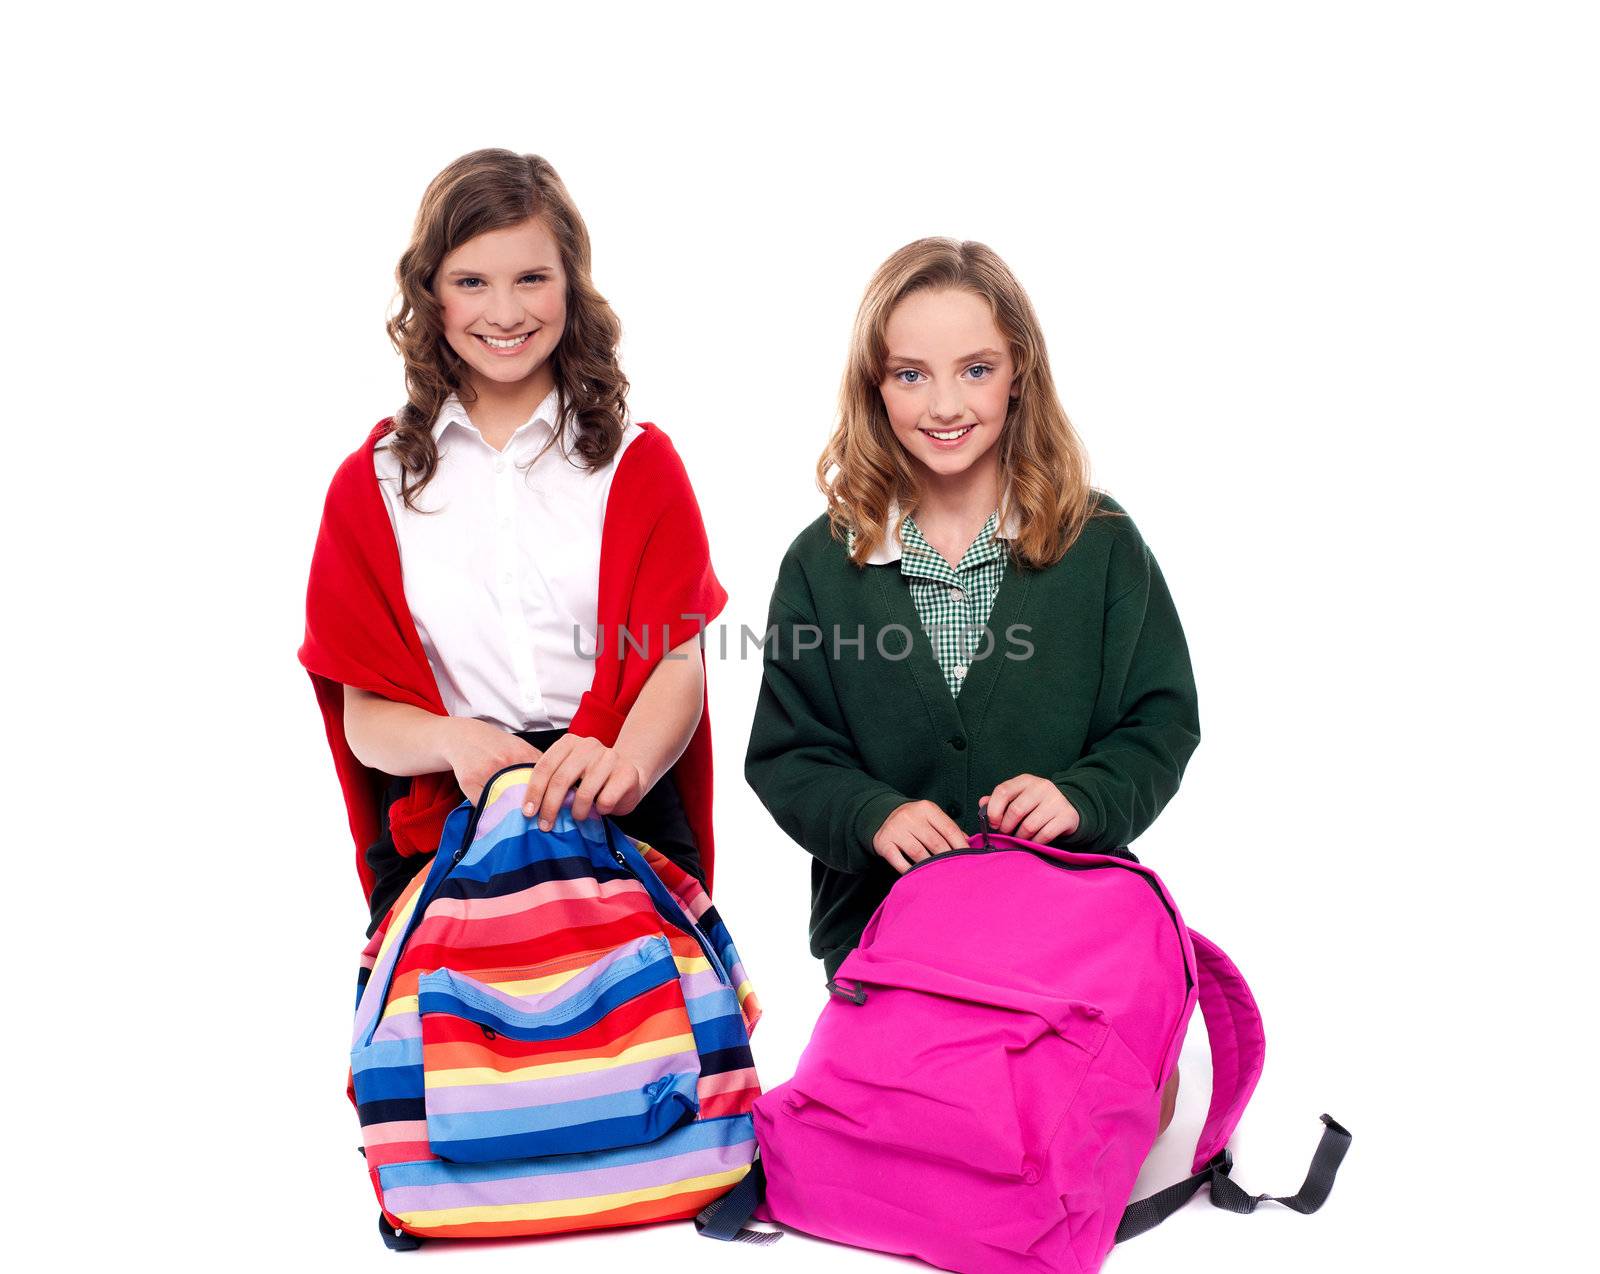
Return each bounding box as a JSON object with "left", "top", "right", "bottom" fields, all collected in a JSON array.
[
  {"left": 417, "top": 934, "right": 702, "bottom": 1163},
  {"left": 793, "top": 954, "right": 1108, "bottom": 1183}
]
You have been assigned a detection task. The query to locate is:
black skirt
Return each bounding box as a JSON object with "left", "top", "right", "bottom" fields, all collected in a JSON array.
[{"left": 362, "top": 725, "right": 705, "bottom": 936}]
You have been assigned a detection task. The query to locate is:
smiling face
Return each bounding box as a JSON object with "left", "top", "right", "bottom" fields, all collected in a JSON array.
[
  {"left": 879, "top": 287, "right": 1019, "bottom": 483},
  {"left": 435, "top": 217, "right": 567, "bottom": 402}
]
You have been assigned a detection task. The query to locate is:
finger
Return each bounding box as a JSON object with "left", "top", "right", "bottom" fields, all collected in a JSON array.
[
  {"left": 1017, "top": 805, "right": 1054, "bottom": 840},
  {"left": 520, "top": 767, "right": 549, "bottom": 820},
  {"left": 899, "top": 833, "right": 933, "bottom": 865},
  {"left": 1034, "top": 812, "right": 1073, "bottom": 845},
  {"left": 985, "top": 784, "right": 1015, "bottom": 832},
  {"left": 568, "top": 757, "right": 611, "bottom": 823},
  {"left": 926, "top": 806, "right": 970, "bottom": 852},
  {"left": 904, "top": 815, "right": 942, "bottom": 852},
  {"left": 884, "top": 846, "right": 913, "bottom": 874},
  {"left": 593, "top": 765, "right": 632, "bottom": 817},
  {"left": 522, "top": 740, "right": 565, "bottom": 816},
  {"left": 999, "top": 786, "right": 1045, "bottom": 835},
  {"left": 533, "top": 743, "right": 585, "bottom": 827},
  {"left": 915, "top": 815, "right": 960, "bottom": 854},
  {"left": 1014, "top": 787, "right": 1058, "bottom": 839},
  {"left": 539, "top": 757, "right": 588, "bottom": 830},
  {"left": 502, "top": 745, "right": 541, "bottom": 812}
]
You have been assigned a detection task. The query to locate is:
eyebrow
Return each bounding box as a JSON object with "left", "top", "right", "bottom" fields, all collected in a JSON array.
[
  {"left": 887, "top": 347, "right": 1005, "bottom": 368},
  {"left": 443, "top": 263, "right": 558, "bottom": 277}
]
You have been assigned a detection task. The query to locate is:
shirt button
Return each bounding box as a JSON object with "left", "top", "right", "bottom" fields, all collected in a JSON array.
[
  {"left": 953, "top": 664, "right": 968, "bottom": 681},
  {"left": 494, "top": 459, "right": 506, "bottom": 473},
  {"left": 502, "top": 571, "right": 513, "bottom": 584},
  {"left": 949, "top": 586, "right": 965, "bottom": 602}
]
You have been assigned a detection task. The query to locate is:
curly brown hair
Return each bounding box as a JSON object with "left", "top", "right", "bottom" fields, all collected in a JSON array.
[
  {"left": 818, "top": 238, "right": 1114, "bottom": 569},
  {"left": 384, "top": 149, "right": 629, "bottom": 509}
]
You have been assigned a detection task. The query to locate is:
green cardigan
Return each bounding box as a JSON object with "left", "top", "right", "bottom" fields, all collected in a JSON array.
[{"left": 743, "top": 493, "right": 1201, "bottom": 977}]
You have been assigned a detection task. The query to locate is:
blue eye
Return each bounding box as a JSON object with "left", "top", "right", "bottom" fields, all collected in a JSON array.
[
  {"left": 456, "top": 277, "right": 484, "bottom": 288},
  {"left": 519, "top": 273, "right": 547, "bottom": 285},
  {"left": 893, "top": 369, "right": 924, "bottom": 385},
  {"left": 967, "top": 364, "right": 994, "bottom": 380}
]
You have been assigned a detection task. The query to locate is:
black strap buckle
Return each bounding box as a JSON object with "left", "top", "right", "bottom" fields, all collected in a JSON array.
[{"left": 825, "top": 977, "right": 868, "bottom": 1005}]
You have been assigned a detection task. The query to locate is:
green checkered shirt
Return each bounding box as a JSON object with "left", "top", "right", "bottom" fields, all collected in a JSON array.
[{"left": 899, "top": 511, "right": 1009, "bottom": 698}]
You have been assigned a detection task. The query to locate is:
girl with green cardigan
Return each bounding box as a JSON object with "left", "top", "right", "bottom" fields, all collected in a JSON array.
[{"left": 745, "top": 237, "right": 1201, "bottom": 986}]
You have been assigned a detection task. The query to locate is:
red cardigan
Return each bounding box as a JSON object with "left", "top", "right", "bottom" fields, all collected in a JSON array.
[{"left": 299, "top": 417, "right": 727, "bottom": 902}]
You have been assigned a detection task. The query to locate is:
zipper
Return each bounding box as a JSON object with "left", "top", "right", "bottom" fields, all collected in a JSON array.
[
  {"left": 359, "top": 760, "right": 550, "bottom": 1047},
  {"left": 903, "top": 843, "right": 1194, "bottom": 996},
  {"left": 413, "top": 759, "right": 544, "bottom": 911},
  {"left": 424, "top": 935, "right": 673, "bottom": 1033},
  {"left": 605, "top": 827, "right": 734, "bottom": 989},
  {"left": 366, "top": 762, "right": 732, "bottom": 1039},
  {"left": 455, "top": 760, "right": 538, "bottom": 860}
]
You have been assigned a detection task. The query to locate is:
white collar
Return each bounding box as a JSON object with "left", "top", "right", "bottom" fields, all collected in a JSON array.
[
  {"left": 855, "top": 496, "right": 1021, "bottom": 565},
  {"left": 434, "top": 386, "right": 564, "bottom": 447}
]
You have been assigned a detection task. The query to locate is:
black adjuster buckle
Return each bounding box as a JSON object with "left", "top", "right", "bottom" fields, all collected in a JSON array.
[{"left": 826, "top": 977, "right": 868, "bottom": 1005}]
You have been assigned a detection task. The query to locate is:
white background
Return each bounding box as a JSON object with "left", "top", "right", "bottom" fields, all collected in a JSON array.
[{"left": 5, "top": 2, "right": 1594, "bottom": 1270}]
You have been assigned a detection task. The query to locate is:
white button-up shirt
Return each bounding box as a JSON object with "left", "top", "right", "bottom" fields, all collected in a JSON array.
[{"left": 373, "top": 388, "right": 643, "bottom": 732}]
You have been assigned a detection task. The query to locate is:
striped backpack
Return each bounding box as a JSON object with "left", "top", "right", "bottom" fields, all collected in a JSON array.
[
  {"left": 700, "top": 828, "right": 1349, "bottom": 1271},
  {"left": 349, "top": 763, "right": 763, "bottom": 1250}
]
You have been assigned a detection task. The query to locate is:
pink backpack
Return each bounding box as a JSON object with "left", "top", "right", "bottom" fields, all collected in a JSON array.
[{"left": 699, "top": 830, "right": 1350, "bottom": 1272}]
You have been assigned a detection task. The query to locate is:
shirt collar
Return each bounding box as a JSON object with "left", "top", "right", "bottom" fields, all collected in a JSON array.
[
  {"left": 851, "top": 495, "right": 1021, "bottom": 566},
  {"left": 433, "top": 386, "right": 564, "bottom": 449},
  {"left": 900, "top": 509, "right": 1005, "bottom": 580}
]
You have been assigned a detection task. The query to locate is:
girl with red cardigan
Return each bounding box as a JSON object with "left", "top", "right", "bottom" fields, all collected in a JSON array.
[{"left": 300, "top": 150, "right": 726, "bottom": 929}]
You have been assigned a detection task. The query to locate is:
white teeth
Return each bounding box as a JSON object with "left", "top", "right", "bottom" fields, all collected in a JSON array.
[
  {"left": 926, "top": 426, "right": 974, "bottom": 441},
  {"left": 479, "top": 332, "right": 531, "bottom": 349}
]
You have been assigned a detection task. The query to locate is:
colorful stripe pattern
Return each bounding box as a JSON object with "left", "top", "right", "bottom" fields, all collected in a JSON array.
[{"left": 348, "top": 767, "right": 762, "bottom": 1241}]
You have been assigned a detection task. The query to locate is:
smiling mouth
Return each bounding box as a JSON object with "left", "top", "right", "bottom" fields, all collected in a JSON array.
[
  {"left": 921, "top": 425, "right": 976, "bottom": 442},
  {"left": 474, "top": 331, "right": 535, "bottom": 351}
]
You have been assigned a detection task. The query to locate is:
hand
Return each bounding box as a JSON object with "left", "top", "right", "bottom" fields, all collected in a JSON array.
[
  {"left": 981, "top": 775, "right": 1081, "bottom": 843},
  {"left": 520, "top": 733, "right": 646, "bottom": 830},
  {"left": 438, "top": 717, "right": 542, "bottom": 805},
  {"left": 871, "top": 800, "right": 970, "bottom": 874}
]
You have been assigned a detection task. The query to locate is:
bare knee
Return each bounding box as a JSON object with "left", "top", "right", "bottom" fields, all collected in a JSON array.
[{"left": 1157, "top": 1066, "right": 1180, "bottom": 1135}]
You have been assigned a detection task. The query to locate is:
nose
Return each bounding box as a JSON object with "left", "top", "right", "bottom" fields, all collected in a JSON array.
[
  {"left": 927, "top": 380, "right": 965, "bottom": 424},
  {"left": 485, "top": 287, "right": 524, "bottom": 329}
]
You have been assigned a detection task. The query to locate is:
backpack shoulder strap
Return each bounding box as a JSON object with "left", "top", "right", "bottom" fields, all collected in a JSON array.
[
  {"left": 1115, "top": 927, "right": 1351, "bottom": 1245},
  {"left": 1187, "top": 928, "right": 1267, "bottom": 1173}
]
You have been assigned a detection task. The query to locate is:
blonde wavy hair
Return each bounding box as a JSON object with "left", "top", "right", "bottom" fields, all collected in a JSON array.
[{"left": 818, "top": 238, "right": 1112, "bottom": 568}]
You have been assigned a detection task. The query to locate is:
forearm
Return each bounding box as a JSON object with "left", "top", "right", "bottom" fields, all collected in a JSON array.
[
  {"left": 1053, "top": 715, "right": 1198, "bottom": 852},
  {"left": 611, "top": 635, "right": 705, "bottom": 793},
  {"left": 1053, "top": 546, "right": 1200, "bottom": 852},
  {"left": 746, "top": 744, "right": 907, "bottom": 876},
  {"left": 343, "top": 685, "right": 454, "bottom": 777},
  {"left": 745, "top": 599, "right": 906, "bottom": 875}
]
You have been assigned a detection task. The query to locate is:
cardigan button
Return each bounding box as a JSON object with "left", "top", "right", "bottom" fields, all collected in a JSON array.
[
  {"left": 945, "top": 802, "right": 963, "bottom": 819},
  {"left": 949, "top": 736, "right": 966, "bottom": 751}
]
